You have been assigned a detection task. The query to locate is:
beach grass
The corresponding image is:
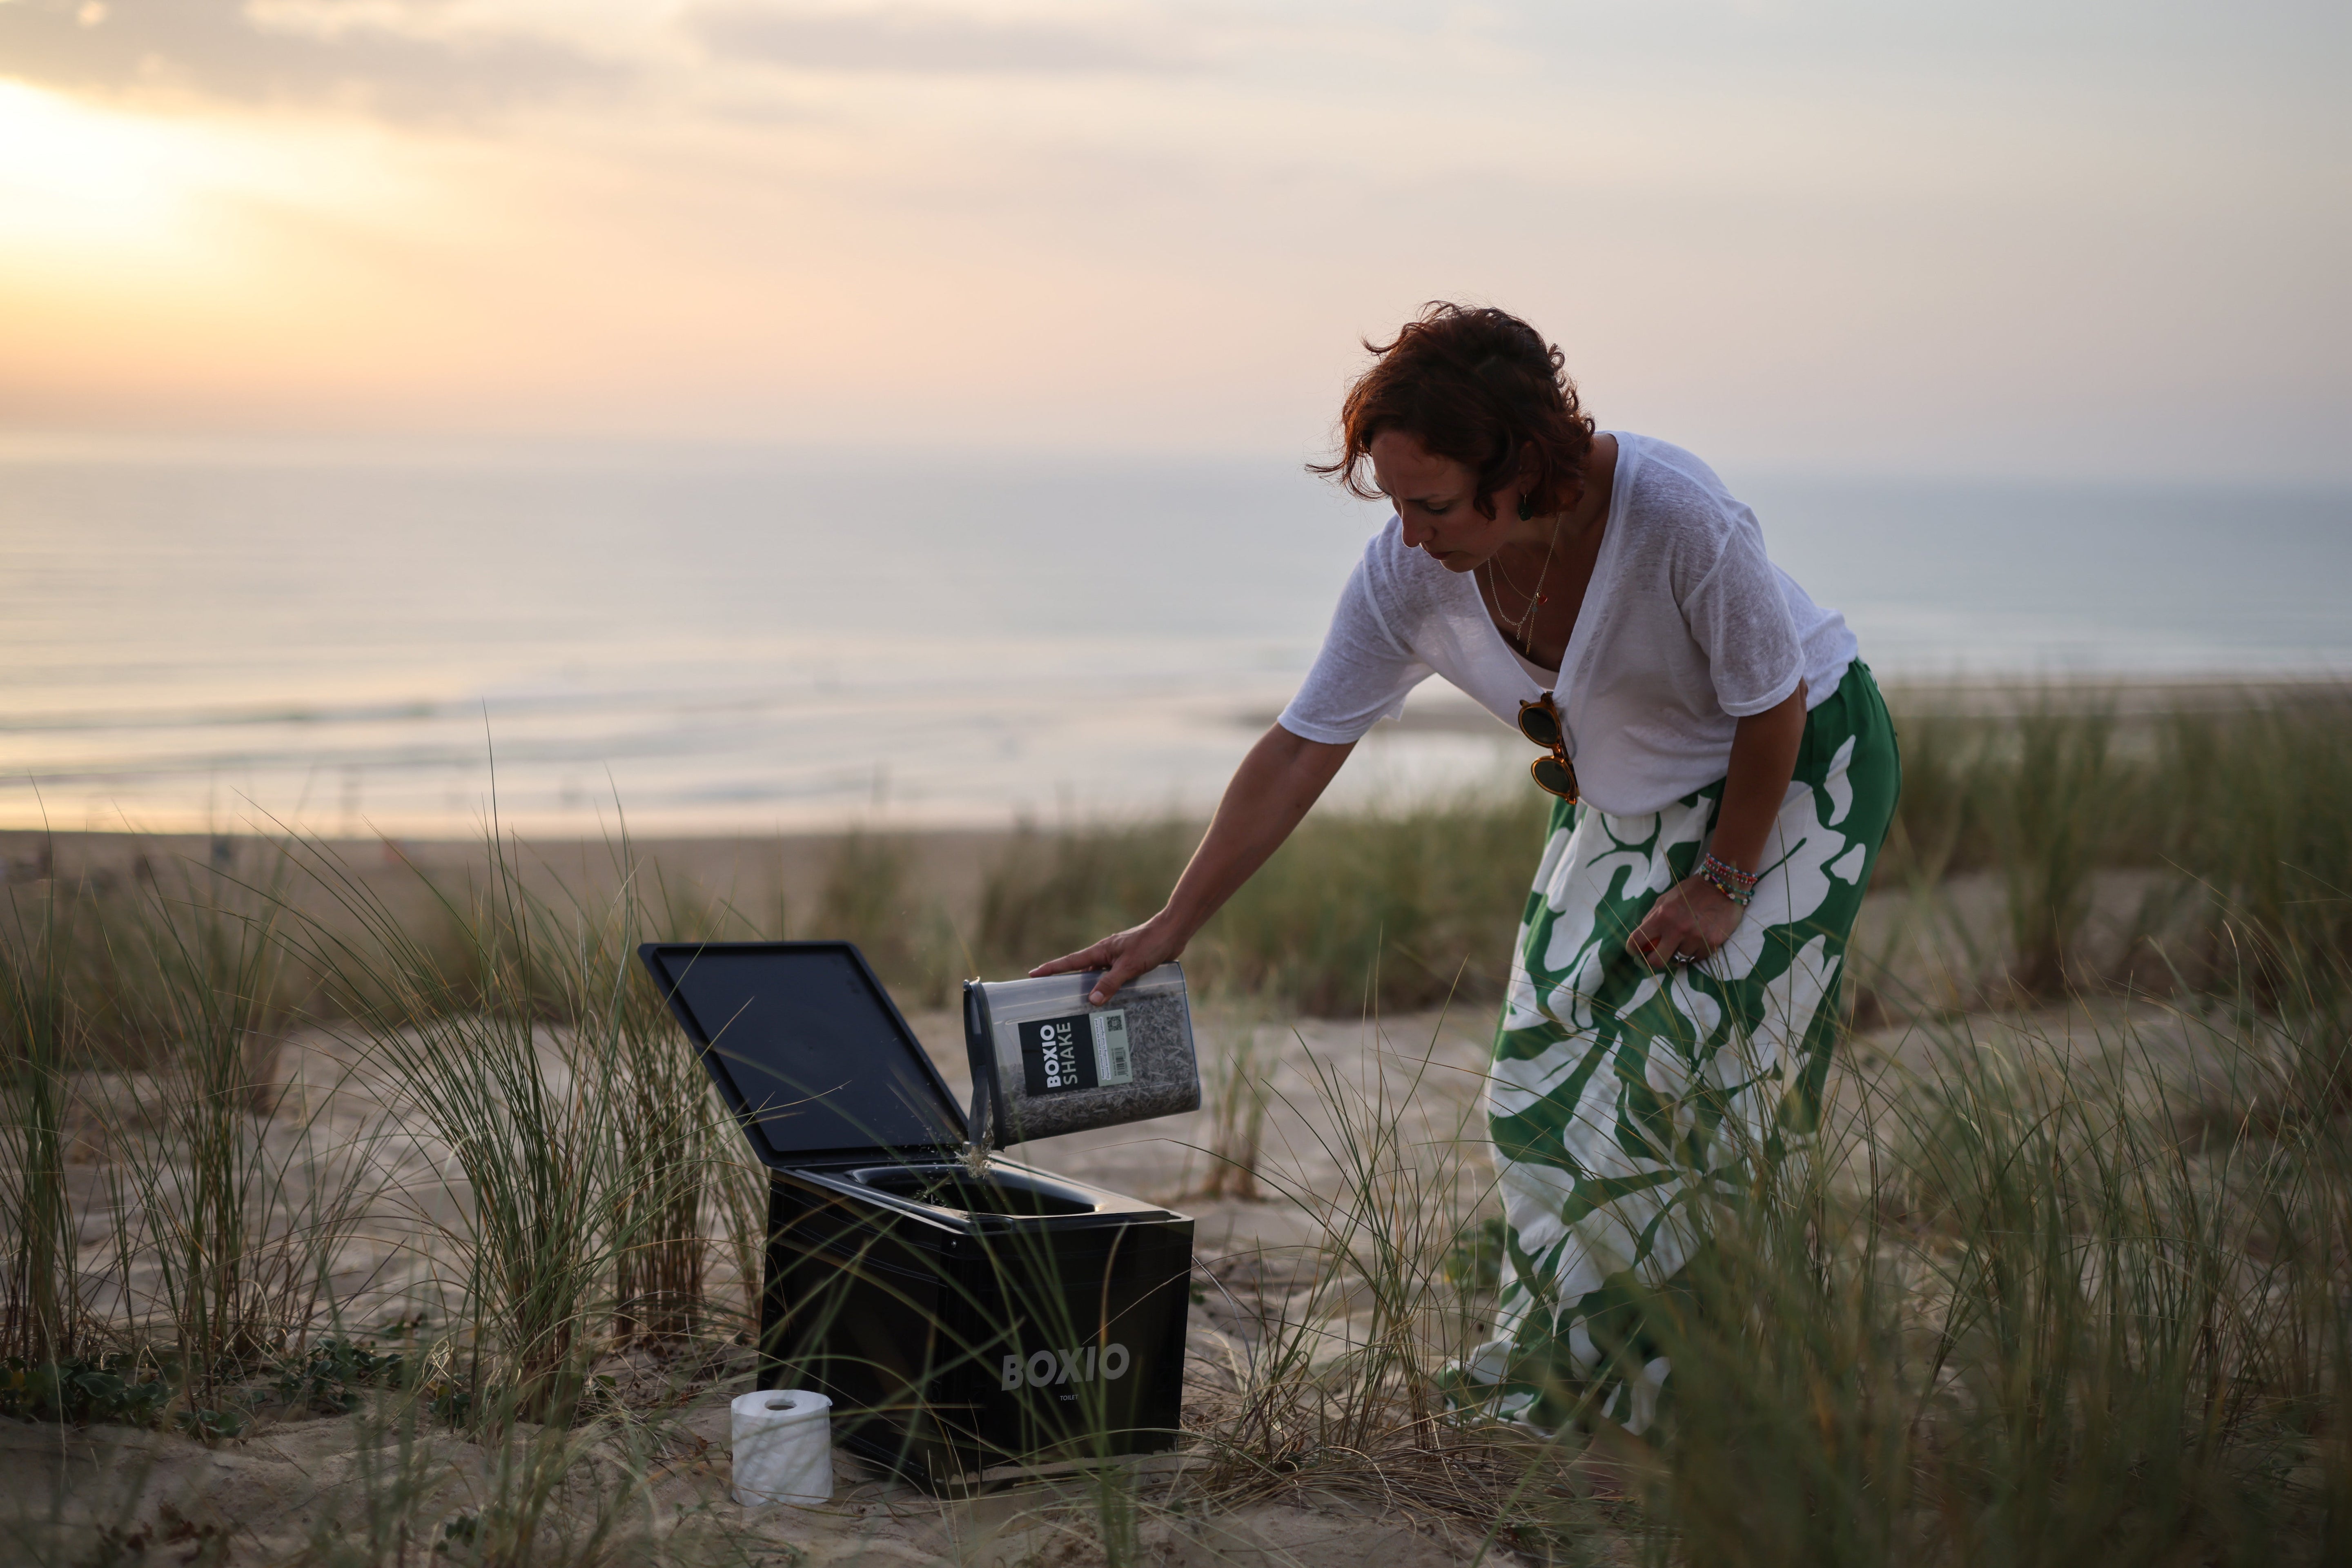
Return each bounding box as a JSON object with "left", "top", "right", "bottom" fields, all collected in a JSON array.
[
  {"left": 938, "top": 685, "right": 2352, "bottom": 1016},
  {"left": 2, "top": 686, "right": 2349, "bottom": 1561},
  {"left": 0, "top": 873, "right": 82, "bottom": 1370}
]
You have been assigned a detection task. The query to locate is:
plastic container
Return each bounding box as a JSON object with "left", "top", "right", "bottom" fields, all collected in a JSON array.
[{"left": 962, "top": 965, "right": 1200, "bottom": 1147}]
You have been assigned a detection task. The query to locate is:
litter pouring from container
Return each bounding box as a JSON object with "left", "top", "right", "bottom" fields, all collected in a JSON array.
[{"left": 962, "top": 964, "right": 1201, "bottom": 1155}]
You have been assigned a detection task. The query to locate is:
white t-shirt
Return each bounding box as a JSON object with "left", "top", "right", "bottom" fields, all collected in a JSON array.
[{"left": 1277, "top": 432, "right": 1857, "bottom": 816}]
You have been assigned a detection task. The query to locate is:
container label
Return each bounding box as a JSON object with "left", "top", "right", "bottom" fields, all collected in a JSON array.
[
  {"left": 1019, "top": 1013, "right": 1096, "bottom": 1094},
  {"left": 1091, "top": 1009, "right": 1133, "bottom": 1085},
  {"left": 1017, "top": 1008, "right": 1131, "bottom": 1095},
  {"left": 1001, "top": 1342, "right": 1130, "bottom": 1389}
]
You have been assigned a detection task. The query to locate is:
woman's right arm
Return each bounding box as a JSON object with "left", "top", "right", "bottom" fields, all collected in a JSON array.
[{"left": 1029, "top": 722, "right": 1354, "bottom": 1005}]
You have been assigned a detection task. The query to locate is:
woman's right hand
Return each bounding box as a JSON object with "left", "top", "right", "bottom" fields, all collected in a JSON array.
[{"left": 1030, "top": 913, "right": 1187, "bottom": 1007}]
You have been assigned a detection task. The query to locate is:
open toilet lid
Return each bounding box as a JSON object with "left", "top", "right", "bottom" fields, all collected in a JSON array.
[{"left": 639, "top": 941, "right": 966, "bottom": 1169}]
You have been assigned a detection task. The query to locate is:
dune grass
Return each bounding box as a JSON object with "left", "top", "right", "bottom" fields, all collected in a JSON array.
[
  {"left": 1, "top": 875, "right": 80, "bottom": 1370},
  {"left": 2, "top": 848, "right": 381, "bottom": 1430},
  {"left": 0, "top": 685, "right": 2348, "bottom": 1561},
  {"left": 934, "top": 685, "right": 2352, "bottom": 1017}
]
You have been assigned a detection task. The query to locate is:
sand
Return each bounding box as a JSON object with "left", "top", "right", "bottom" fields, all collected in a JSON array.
[{"left": 0, "top": 1409, "right": 1504, "bottom": 1568}]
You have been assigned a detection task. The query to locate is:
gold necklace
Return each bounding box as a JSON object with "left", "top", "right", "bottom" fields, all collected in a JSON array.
[{"left": 1482, "top": 518, "right": 1562, "bottom": 654}]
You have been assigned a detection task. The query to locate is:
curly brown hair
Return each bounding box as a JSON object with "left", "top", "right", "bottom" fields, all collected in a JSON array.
[{"left": 1310, "top": 302, "right": 1596, "bottom": 521}]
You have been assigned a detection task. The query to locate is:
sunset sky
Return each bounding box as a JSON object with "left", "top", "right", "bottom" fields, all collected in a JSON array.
[{"left": 0, "top": 0, "right": 2343, "bottom": 480}]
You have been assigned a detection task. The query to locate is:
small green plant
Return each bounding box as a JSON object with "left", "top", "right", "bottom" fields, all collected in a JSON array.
[
  {"left": 0, "top": 1353, "right": 173, "bottom": 1425},
  {"left": 425, "top": 1381, "right": 477, "bottom": 1428},
  {"left": 174, "top": 1400, "right": 257, "bottom": 1439},
  {"left": 274, "top": 1335, "right": 408, "bottom": 1414},
  {"left": 87, "top": 1505, "right": 232, "bottom": 1568}
]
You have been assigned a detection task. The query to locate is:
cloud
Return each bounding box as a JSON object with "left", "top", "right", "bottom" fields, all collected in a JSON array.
[
  {"left": 685, "top": 2, "right": 1204, "bottom": 76},
  {"left": 0, "top": 0, "right": 624, "bottom": 120}
]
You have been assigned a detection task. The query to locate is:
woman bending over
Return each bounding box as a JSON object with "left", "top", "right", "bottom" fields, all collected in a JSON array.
[{"left": 1037, "top": 302, "right": 1899, "bottom": 1434}]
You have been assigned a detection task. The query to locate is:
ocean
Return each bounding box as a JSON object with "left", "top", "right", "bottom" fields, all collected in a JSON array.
[{"left": 5, "top": 440, "right": 2346, "bottom": 838}]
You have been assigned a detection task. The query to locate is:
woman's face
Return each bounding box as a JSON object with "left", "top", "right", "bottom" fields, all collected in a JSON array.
[{"left": 1369, "top": 428, "right": 1517, "bottom": 573}]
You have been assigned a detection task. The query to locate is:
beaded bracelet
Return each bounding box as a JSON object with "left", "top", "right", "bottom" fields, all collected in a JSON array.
[
  {"left": 1698, "top": 852, "right": 1758, "bottom": 906},
  {"left": 1703, "top": 852, "right": 1760, "bottom": 890}
]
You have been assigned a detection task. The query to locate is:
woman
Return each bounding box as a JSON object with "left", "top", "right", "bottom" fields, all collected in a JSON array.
[{"left": 1034, "top": 303, "right": 1898, "bottom": 1437}]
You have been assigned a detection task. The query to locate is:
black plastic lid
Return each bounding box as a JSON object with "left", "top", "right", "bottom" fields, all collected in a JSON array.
[{"left": 639, "top": 941, "right": 965, "bottom": 1168}]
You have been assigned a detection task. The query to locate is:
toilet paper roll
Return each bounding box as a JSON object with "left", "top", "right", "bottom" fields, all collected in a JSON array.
[{"left": 731, "top": 1388, "right": 834, "bottom": 1506}]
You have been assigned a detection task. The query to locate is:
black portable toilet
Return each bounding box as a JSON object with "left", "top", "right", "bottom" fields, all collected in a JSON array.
[{"left": 639, "top": 940, "right": 1194, "bottom": 1490}]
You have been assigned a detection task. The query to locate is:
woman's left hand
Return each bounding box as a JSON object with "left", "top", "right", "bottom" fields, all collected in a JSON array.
[{"left": 1628, "top": 875, "right": 1744, "bottom": 969}]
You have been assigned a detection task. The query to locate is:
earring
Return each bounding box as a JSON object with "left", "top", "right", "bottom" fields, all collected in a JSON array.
[{"left": 1517, "top": 492, "right": 1535, "bottom": 523}]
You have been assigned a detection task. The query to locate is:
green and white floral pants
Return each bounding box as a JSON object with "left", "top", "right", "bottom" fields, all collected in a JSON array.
[{"left": 1456, "top": 660, "right": 1899, "bottom": 1434}]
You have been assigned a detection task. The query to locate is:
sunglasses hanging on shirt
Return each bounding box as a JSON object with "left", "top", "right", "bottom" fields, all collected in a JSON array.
[{"left": 1517, "top": 692, "right": 1580, "bottom": 802}]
